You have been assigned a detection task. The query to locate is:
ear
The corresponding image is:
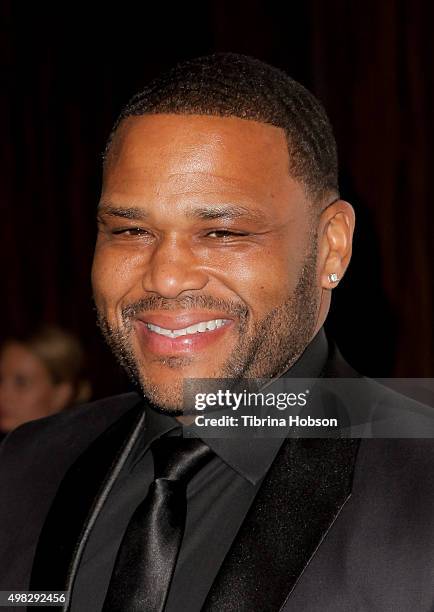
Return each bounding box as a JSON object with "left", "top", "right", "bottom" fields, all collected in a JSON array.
[
  {"left": 51, "top": 382, "right": 75, "bottom": 412},
  {"left": 318, "top": 200, "right": 355, "bottom": 289}
]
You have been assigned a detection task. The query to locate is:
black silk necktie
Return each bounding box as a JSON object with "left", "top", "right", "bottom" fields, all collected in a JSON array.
[{"left": 102, "top": 436, "right": 214, "bottom": 612}]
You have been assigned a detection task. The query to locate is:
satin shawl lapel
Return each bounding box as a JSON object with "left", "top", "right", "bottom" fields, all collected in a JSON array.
[
  {"left": 202, "top": 343, "right": 361, "bottom": 612},
  {"left": 202, "top": 437, "right": 360, "bottom": 612},
  {"left": 29, "top": 400, "right": 146, "bottom": 610}
]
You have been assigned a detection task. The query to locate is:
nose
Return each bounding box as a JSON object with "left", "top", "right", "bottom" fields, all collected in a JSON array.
[{"left": 141, "top": 236, "right": 209, "bottom": 298}]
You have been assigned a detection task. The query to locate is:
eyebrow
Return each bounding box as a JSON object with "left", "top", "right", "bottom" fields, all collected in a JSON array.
[
  {"left": 187, "top": 204, "right": 267, "bottom": 223},
  {"left": 98, "top": 205, "right": 149, "bottom": 221},
  {"left": 98, "top": 203, "right": 268, "bottom": 223}
]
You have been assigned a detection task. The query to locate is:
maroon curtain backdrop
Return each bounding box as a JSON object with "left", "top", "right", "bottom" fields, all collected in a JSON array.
[
  {"left": 1, "top": 1, "right": 432, "bottom": 399},
  {"left": 309, "top": 0, "right": 434, "bottom": 376}
]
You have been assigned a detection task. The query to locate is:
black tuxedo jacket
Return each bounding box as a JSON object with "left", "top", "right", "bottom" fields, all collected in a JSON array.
[{"left": 1, "top": 345, "right": 434, "bottom": 611}]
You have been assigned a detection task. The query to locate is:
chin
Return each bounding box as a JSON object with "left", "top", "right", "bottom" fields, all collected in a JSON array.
[
  {"left": 138, "top": 359, "right": 227, "bottom": 415},
  {"left": 143, "top": 355, "right": 224, "bottom": 381},
  {"left": 142, "top": 386, "right": 186, "bottom": 415},
  {"left": 136, "top": 369, "right": 185, "bottom": 412}
]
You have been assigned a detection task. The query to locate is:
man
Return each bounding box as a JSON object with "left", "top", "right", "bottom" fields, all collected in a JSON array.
[{"left": 1, "top": 53, "right": 433, "bottom": 611}]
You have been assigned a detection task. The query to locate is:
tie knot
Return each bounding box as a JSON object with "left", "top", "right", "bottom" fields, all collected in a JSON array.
[{"left": 150, "top": 436, "right": 214, "bottom": 483}]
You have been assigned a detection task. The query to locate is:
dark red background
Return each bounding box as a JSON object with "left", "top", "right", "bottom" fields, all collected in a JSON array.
[{"left": 1, "top": 1, "right": 433, "bottom": 398}]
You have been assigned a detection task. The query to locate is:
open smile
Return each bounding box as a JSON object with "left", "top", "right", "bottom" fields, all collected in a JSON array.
[
  {"left": 146, "top": 318, "right": 230, "bottom": 338},
  {"left": 135, "top": 313, "right": 235, "bottom": 356}
]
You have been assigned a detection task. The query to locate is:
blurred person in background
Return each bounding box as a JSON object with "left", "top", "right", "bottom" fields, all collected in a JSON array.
[{"left": 0, "top": 326, "right": 90, "bottom": 438}]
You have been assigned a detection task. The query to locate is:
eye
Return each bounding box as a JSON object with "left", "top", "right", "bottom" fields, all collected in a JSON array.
[
  {"left": 111, "top": 227, "right": 150, "bottom": 237},
  {"left": 206, "top": 230, "right": 248, "bottom": 239},
  {"left": 14, "top": 375, "right": 32, "bottom": 389}
]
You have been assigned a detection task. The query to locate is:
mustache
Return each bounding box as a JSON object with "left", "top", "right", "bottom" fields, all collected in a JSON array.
[{"left": 122, "top": 294, "right": 249, "bottom": 322}]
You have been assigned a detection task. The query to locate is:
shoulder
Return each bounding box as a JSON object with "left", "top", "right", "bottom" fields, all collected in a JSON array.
[
  {"left": 0, "top": 391, "right": 141, "bottom": 477},
  {"left": 0, "top": 391, "right": 144, "bottom": 590},
  {"left": 353, "top": 378, "right": 434, "bottom": 437},
  {"left": 323, "top": 340, "right": 434, "bottom": 437}
]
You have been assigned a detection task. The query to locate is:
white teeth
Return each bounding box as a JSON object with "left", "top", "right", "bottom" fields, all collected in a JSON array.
[
  {"left": 153, "top": 325, "right": 172, "bottom": 337},
  {"left": 147, "top": 318, "right": 228, "bottom": 338}
]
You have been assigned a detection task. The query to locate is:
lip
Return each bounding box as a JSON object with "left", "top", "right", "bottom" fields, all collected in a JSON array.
[
  {"left": 136, "top": 311, "right": 234, "bottom": 330},
  {"left": 135, "top": 312, "right": 235, "bottom": 356}
]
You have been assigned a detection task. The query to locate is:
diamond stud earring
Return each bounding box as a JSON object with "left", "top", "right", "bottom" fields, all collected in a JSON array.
[{"left": 328, "top": 273, "right": 339, "bottom": 283}]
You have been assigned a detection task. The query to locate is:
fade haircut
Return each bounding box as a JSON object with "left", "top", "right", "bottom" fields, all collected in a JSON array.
[{"left": 104, "top": 53, "right": 339, "bottom": 203}]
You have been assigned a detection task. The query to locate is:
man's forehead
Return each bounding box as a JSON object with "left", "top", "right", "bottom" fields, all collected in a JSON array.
[
  {"left": 106, "top": 114, "right": 289, "bottom": 167},
  {"left": 103, "top": 114, "right": 299, "bottom": 200}
]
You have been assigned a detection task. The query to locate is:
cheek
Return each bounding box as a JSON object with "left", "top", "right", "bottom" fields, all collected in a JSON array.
[
  {"left": 92, "top": 246, "right": 146, "bottom": 315},
  {"left": 222, "top": 250, "right": 295, "bottom": 314}
]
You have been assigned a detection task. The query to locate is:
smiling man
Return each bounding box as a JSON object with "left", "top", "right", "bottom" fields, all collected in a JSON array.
[
  {"left": 1, "top": 53, "right": 433, "bottom": 612},
  {"left": 93, "top": 111, "right": 349, "bottom": 412}
]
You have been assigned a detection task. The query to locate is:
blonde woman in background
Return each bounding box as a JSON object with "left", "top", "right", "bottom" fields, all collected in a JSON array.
[{"left": 0, "top": 327, "right": 90, "bottom": 436}]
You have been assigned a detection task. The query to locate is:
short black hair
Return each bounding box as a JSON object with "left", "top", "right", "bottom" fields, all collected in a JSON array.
[{"left": 105, "top": 53, "right": 339, "bottom": 202}]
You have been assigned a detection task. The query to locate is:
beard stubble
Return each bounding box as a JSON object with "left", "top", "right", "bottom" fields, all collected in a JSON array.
[{"left": 96, "top": 238, "right": 320, "bottom": 413}]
